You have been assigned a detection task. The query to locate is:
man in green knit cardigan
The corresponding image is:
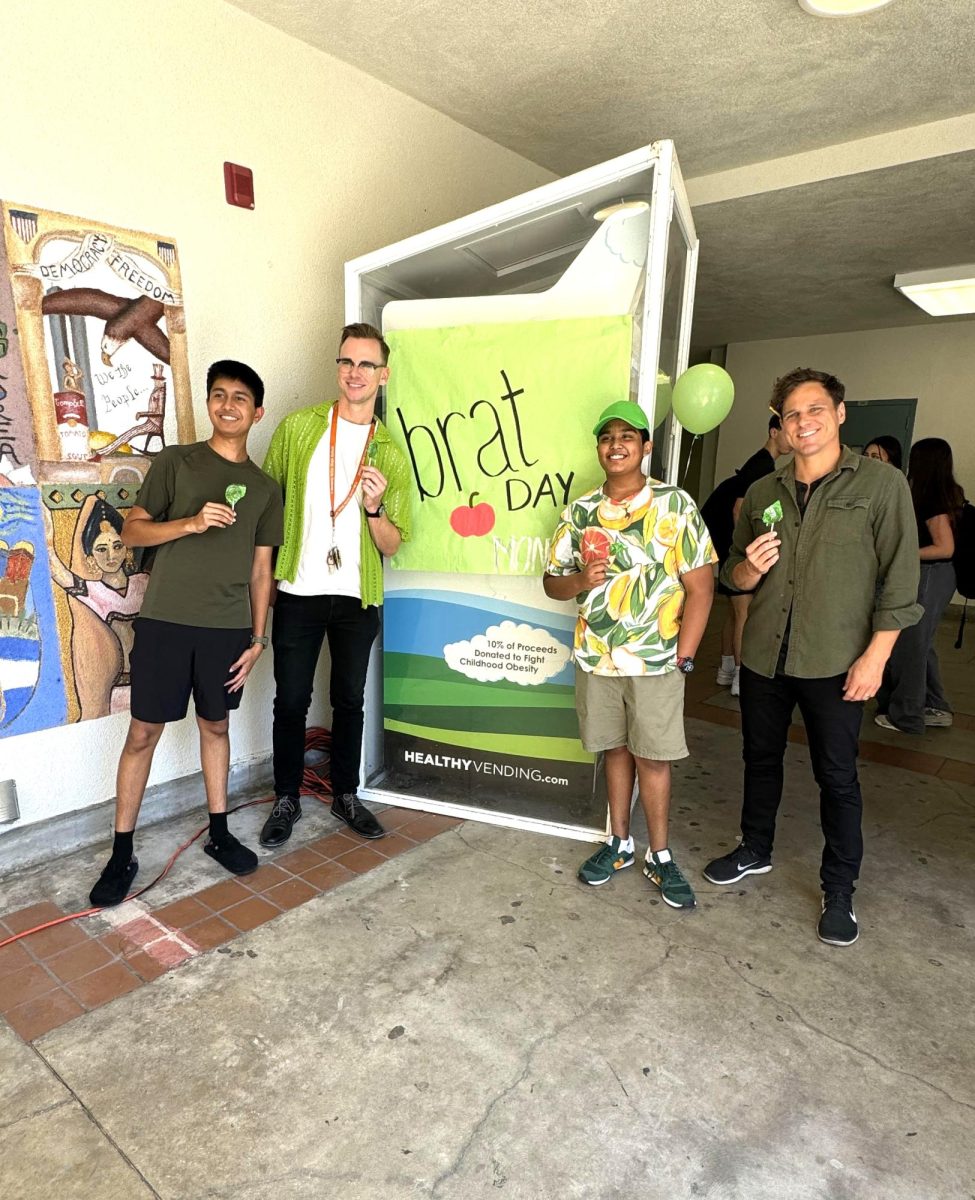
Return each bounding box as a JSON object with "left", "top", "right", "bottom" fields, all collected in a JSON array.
[{"left": 260, "top": 323, "right": 412, "bottom": 847}]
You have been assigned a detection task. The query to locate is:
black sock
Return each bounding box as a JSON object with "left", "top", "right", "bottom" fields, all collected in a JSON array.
[
  {"left": 209, "top": 812, "right": 229, "bottom": 843},
  {"left": 109, "top": 829, "right": 134, "bottom": 868}
]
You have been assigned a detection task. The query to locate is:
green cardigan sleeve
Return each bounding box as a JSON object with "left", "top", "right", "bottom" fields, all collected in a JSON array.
[{"left": 380, "top": 438, "right": 412, "bottom": 543}]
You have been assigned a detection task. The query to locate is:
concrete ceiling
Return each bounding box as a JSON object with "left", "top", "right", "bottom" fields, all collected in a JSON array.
[
  {"left": 692, "top": 149, "right": 975, "bottom": 346},
  {"left": 225, "top": 0, "right": 975, "bottom": 348}
]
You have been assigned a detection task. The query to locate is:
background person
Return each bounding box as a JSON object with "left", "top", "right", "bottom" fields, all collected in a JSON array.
[
  {"left": 700, "top": 415, "right": 787, "bottom": 695},
  {"left": 876, "top": 437, "right": 965, "bottom": 733},
  {"left": 863, "top": 435, "right": 903, "bottom": 470}
]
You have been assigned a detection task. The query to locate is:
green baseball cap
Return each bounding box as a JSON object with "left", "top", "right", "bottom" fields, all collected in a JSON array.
[{"left": 592, "top": 400, "right": 650, "bottom": 437}]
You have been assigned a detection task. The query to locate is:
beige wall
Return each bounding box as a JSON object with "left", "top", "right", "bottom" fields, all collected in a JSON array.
[
  {"left": 3, "top": 0, "right": 553, "bottom": 827},
  {"left": 716, "top": 320, "right": 975, "bottom": 488}
]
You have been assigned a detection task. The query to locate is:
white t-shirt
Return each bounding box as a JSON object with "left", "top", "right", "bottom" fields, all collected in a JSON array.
[{"left": 279, "top": 412, "right": 370, "bottom": 598}]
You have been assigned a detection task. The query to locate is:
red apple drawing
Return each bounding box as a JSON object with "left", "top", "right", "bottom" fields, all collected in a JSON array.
[{"left": 450, "top": 492, "right": 496, "bottom": 537}]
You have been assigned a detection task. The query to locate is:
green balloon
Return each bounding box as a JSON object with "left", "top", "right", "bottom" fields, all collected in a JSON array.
[
  {"left": 654, "top": 372, "right": 673, "bottom": 426},
  {"left": 671, "top": 364, "right": 735, "bottom": 435}
]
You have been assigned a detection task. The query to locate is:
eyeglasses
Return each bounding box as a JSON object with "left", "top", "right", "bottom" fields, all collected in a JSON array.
[{"left": 336, "top": 358, "right": 385, "bottom": 375}]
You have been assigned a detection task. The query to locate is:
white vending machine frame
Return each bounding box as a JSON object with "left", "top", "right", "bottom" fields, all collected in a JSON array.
[{"left": 345, "top": 141, "right": 699, "bottom": 839}]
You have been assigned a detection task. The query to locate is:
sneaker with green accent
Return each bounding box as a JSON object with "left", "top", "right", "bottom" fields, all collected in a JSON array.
[
  {"left": 578, "top": 837, "right": 635, "bottom": 886},
  {"left": 644, "top": 849, "right": 696, "bottom": 909}
]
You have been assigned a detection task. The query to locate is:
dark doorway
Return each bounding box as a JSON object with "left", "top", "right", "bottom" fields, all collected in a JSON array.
[{"left": 842, "top": 398, "right": 917, "bottom": 470}]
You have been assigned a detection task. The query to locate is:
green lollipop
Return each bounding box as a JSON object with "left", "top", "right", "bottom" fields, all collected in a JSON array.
[
  {"left": 367, "top": 440, "right": 379, "bottom": 464},
  {"left": 762, "top": 500, "right": 783, "bottom": 532},
  {"left": 225, "top": 483, "right": 247, "bottom": 512}
]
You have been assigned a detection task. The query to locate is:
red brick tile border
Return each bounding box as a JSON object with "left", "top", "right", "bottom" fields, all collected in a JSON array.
[
  {"left": 194, "top": 878, "right": 253, "bottom": 911},
  {"left": 152, "top": 896, "right": 211, "bottom": 928},
  {"left": 374, "top": 833, "right": 417, "bottom": 859},
  {"left": 0, "top": 734, "right": 967, "bottom": 1047},
  {"left": 0, "top": 938, "right": 33, "bottom": 980},
  {"left": 3, "top": 963, "right": 59, "bottom": 1010},
  {"left": 936, "top": 759, "right": 975, "bottom": 786},
  {"left": 17, "top": 918, "right": 90, "bottom": 960},
  {"left": 124, "top": 950, "right": 171, "bottom": 983},
  {"left": 242, "top": 863, "right": 292, "bottom": 893},
  {"left": 45, "top": 940, "right": 115, "bottom": 984},
  {"left": 4, "top": 988, "right": 85, "bottom": 1042},
  {"left": 0, "top": 805, "right": 462, "bottom": 1045},
  {"left": 180, "top": 914, "right": 236, "bottom": 951},
  {"left": 301, "top": 860, "right": 356, "bottom": 892},
  {"left": 221, "top": 895, "right": 279, "bottom": 933},
  {"left": 264, "top": 877, "right": 318, "bottom": 911},
  {"left": 335, "top": 844, "right": 387, "bottom": 873},
  {"left": 4, "top": 901, "right": 64, "bottom": 933},
  {"left": 273, "top": 847, "right": 325, "bottom": 875},
  {"left": 308, "top": 830, "right": 359, "bottom": 857},
  {"left": 66, "top": 962, "right": 142, "bottom": 1009}
]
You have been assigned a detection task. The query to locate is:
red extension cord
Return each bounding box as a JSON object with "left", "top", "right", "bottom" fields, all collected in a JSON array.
[{"left": 0, "top": 727, "right": 333, "bottom": 951}]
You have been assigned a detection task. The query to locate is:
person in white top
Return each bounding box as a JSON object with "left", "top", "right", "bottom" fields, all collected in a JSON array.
[{"left": 261, "top": 324, "right": 412, "bottom": 846}]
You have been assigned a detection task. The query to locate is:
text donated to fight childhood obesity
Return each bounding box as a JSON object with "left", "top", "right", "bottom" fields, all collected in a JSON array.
[{"left": 444, "top": 620, "right": 569, "bottom": 686}]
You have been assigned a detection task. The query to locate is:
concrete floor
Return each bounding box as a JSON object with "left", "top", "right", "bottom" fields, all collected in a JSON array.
[
  {"left": 4, "top": 608, "right": 975, "bottom": 1198},
  {"left": 3, "top": 704, "right": 974, "bottom": 1199}
]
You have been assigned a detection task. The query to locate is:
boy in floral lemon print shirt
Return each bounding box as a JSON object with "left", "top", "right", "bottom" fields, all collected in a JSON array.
[{"left": 544, "top": 401, "right": 716, "bottom": 907}]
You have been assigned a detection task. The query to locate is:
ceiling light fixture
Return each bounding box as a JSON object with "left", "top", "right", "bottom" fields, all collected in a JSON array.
[
  {"left": 797, "top": 0, "right": 895, "bottom": 16},
  {"left": 893, "top": 265, "right": 975, "bottom": 317}
]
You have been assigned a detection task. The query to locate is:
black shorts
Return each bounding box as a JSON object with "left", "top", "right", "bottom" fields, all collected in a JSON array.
[
  {"left": 715, "top": 557, "right": 744, "bottom": 598},
  {"left": 714, "top": 555, "right": 732, "bottom": 597},
  {"left": 130, "top": 618, "right": 251, "bottom": 723}
]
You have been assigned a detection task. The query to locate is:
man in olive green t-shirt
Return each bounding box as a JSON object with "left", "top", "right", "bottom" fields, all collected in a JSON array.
[{"left": 89, "top": 360, "right": 284, "bottom": 908}]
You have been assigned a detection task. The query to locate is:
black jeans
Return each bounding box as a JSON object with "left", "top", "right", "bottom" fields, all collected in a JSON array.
[
  {"left": 739, "top": 666, "right": 865, "bottom": 893},
  {"left": 271, "top": 591, "right": 380, "bottom": 799}
]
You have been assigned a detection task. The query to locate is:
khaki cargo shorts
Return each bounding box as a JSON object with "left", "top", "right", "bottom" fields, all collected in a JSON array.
[{"left": 575, "top": 665, "right": 688, "bottom": 762}]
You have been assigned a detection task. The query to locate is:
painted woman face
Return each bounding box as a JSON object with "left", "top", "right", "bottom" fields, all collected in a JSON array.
[
  {"left": 864, "top": 443, "right": 890, "bottom": 464},
  {"left": 90, "top": 529, "right": 126, "bottom": 574}
]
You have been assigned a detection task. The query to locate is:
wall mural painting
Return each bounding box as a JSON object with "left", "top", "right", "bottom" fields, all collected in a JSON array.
[
  {"left": 0, "top": 488, "right": 66, "bottom": 734},
  {"left": 0, "top": 201, "right": 194, "bottom": 738}
]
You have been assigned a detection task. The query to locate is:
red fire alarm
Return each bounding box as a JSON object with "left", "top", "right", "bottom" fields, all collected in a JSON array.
[{"left": 224, "top": 162, "right": 255, "bottom": 210}]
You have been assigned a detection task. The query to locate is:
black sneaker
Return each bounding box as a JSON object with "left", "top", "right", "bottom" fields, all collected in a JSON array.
[
  {"left": 259, "top": 795, "right": 302, "bottom": 847},
  {"left": 89, "top": 857, "right": 139, "bottom": 908},
  {"left": 817, "top": 892, "right": 859, "bottom": 946},
  {"left": 330, "top": 792, "right": 385, "bottom": 839},
  {"left": 702, "top": 841, "right": 773, "bottom": 885},
  {"left": 204, "top": 833, "right": 258, "bottom": 876}
]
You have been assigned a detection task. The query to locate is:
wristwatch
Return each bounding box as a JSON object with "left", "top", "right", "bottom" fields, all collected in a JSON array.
[
  {"left": 675, "top": 656, "right": 695, "bottom": 674},
  {"left": 365, "top": 504, "right": 385, "bottom": 519},
  {"left": 250, "top": 635, "right": 269, "bottom": 648}
]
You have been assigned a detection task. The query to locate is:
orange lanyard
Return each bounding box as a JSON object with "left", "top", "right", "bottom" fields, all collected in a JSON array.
[{"left": 328, "top": 411, "right": 375, "bottom": 521}]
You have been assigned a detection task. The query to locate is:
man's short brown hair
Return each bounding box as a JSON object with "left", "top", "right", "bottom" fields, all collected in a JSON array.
[
  {"left": 339, "top": 322, "right": 390, "bottom": 365},
  {"left": 770, "top": 367, "right": 844, "bottom": 416}
]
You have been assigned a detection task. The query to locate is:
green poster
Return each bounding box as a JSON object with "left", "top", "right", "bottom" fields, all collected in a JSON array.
[{"left": 386, "top": 315, "right": 633, "bottom": 575}]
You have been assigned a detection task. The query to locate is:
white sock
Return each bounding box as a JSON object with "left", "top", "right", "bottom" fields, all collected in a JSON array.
[
  {"left": 648, "top": 846, "right": 672, "bottom": 864},
  {"left": 721, "top": 655, "right": 735, "bottom": 670},
  {"left": 609, "top": 835, "right": 634, "bottom": 854}
]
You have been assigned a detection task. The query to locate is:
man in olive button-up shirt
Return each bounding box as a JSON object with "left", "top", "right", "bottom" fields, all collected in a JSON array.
[
  {"left": 724, "top": 446, "right": 921, "bottom": 680},
  {"left": 703, "top": 368, "right": 921, "bottom": 949}
]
